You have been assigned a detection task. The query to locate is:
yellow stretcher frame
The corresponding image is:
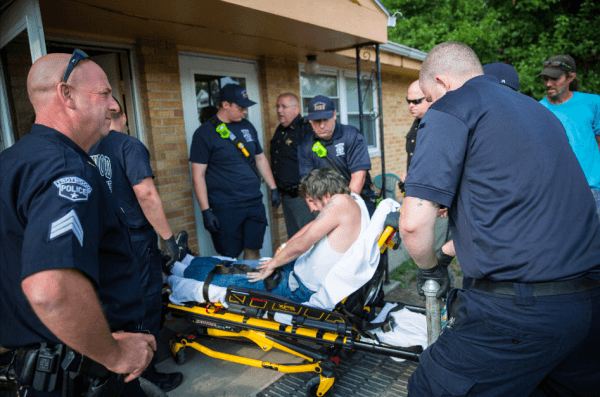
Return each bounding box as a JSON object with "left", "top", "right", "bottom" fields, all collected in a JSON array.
[{"left": 166, "top": 217, "right": 423, "bottom": 397}]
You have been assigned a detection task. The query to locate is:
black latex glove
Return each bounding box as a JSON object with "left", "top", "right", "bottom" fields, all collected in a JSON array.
[
  {"left": 202, "top": 209, "right": 220, "bottom": 233},
  {"left": 416, "top": 263, "right": 451, "bottom": 301},
  {"left": 271, "top": 189, "right": 281, "bottom": 209},
  {"left": 384, "top": 211, "right": 400, "bottom": 230},
  {"left": 165, "top": 235, "right": 181, "bottom": 262},
  {"left": 436, "top": 247, "right": 455, "bottom": 268}
]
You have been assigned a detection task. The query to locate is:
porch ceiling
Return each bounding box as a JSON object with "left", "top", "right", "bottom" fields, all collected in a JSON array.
[{"left": 39, "top": 0, "right": 388, "bottom": 58}]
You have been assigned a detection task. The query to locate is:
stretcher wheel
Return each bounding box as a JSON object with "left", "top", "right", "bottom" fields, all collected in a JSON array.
[
  {"left": 175, "top": 348, "right": 186, "bottom": 365},
  {"left": 305, "top": 377, "right": 333, "bottom": 397}
]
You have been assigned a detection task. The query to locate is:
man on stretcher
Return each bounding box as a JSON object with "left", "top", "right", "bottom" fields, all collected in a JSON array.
[{"left": 173, "top": 168, "right": 370, "bottom": 304}]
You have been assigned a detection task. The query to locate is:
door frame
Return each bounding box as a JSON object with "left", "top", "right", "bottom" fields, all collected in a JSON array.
[
  {"left": 0, "top": 0, "right": 46, "bottom": 151},
  {"left": 179, "top": 52, "right": 272, "bottom": 258}
]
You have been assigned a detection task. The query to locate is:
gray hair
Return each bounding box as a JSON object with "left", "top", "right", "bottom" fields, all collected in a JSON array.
[
  {"left": 299, "top": 168, "right": 350, "bottom": 200},
  {"left": 420, "top": 41, "right": 483, "bottom": 84},
  {"left": 277, "top": 93, "right": 299, "bottom": 105}
]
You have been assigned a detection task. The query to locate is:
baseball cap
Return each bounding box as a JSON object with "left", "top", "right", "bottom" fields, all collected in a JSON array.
[
  {"left": 220, "top": 84, "right": 256, "bottom": 107},
  {"left": 539, "top": 55, "right": 576, "bottom": 79},
  {"left": 483, "top": 62, "right": 520, "bottom": 91},
  {"left": 307, "top": 95, "right": 335, "bottom": 120}
]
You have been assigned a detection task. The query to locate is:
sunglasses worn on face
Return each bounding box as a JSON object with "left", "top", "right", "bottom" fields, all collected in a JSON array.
[
  {"left": 62, "top": 49, "right": 89, "bottom": 83},
  {"left": 406, "top": 97, "right": 425, "bottom": 105},
  {"left": 542, "top": 60, "right": 572, "bottom": 71}
]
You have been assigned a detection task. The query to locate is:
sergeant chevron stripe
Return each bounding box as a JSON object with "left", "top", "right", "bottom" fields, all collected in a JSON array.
[{"left": 49, "top": 209, "right": 83, "bottom": 246}]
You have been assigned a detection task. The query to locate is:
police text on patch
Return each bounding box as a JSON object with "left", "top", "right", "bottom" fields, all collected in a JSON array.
[{"left": 54, "top": 176, "right": 92, "bottom": 202}]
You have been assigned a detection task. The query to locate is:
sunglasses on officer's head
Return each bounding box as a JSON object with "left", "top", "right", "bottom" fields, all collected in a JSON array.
[
  {"left": 542, "top": 60, "right": 572, "bottom": 71},
  {"left": 62, "top": 49, "right": 89, "bottom": 83},
  {"left": 406, "top": 97, "right": 425, "bottom": 105}
]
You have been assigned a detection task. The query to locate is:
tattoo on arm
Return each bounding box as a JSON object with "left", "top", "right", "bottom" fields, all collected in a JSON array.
[
  {"left": 416, "top": 198, "right": 440, "bottom": 208},
  {"left": 315, "top": 196, "right": 336, "bottom": 222}
]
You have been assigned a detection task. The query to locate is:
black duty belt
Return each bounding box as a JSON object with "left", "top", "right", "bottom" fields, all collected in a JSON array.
[
  {"left": 471, "top": 278, "right": 600, "bottom": 296},
  {"left": 280, "top": 185, "right": 299, "bottom": 197}
]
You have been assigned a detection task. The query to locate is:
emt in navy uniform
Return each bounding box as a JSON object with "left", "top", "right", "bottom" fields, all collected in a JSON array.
[
  {"left": 190, "top": 84, "right": 279, "bottom": 260},
  {"left": 297, "top": 95, "right": 377, "bottom": 216},
  {"left": 270, "top": 93, "right": 313, "bottom": 239},
  {"left": 0, "top": 51, "right": 155, "bottom": 397},
  {"left": 400, "top": 41, "right": 600, "bottom": 396},
  {"left": 89, "top": 97, "right": 183, "bottom": 392}
]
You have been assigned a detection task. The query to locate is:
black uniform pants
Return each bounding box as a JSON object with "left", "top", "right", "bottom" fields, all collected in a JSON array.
[{"left": 129, "top": 228, "right": 163, "bottom": 374}]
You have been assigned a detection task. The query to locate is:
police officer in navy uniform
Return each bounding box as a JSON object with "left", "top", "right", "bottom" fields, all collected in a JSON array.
[
  {"left": 400, "top": 41, "right": 600, "bottom": 396},
  {"left": 89, "top": 97, "right": 183, "bottom": 392},
  {"left": 297, "top": 95, "right": 377, "bottom": 216},
  {"left": 270, "top": 93, "right": 313, "bottom": 239},
  {"left": 0, "top": 51, "right": 155, "bottom": 396},
  {"left": 190, "top": 84, "right": 279, "bottom": 260}
]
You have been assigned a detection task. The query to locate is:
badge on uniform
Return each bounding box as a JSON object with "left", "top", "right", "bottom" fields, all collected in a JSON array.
[
  {"left": 241, "top": 129, "right": 253, "bottom": 142},
  {"left": 49, "top": 209, "right": 84, "bottom": 246},
  {"left": 53, "top": 176, "right": 92, "bottom": 202},
  {"left": 335, "top": 143, "right": 345, "bottom": 156}
]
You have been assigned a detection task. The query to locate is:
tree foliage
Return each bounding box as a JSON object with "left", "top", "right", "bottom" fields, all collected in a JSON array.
[{"left": 382, "top": 0, "right": 600, "bottom": 99}]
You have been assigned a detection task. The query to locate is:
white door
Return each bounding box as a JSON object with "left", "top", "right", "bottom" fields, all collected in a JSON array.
[
  {"left": 0, "top": 0, "right": 46, "bottom": 151},
  {"left": 179, "top": 53, "right": 272, "bottom": 258}
]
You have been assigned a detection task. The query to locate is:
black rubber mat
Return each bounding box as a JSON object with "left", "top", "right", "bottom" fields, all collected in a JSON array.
[{"left": 256, "top": 351, "right": 418, "bottom": 397}]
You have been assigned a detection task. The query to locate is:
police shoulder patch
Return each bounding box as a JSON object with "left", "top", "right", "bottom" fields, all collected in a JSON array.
[
  {"left": 53, "top": 176, "right": 92, "bottom": 202},
  {"left": 49, "top": 209, "right": 84, "bottom": 247}
]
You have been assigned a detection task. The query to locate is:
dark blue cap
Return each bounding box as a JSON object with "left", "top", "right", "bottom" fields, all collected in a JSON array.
[
  {"left": 307, "top": 95, "right": 335, "bottom": 120},
  {"left": 483, "top": 63, "right": 520, "bottom": 91},
  {"left": 220, "top": 84, "right": 256, "bottom": 107}
]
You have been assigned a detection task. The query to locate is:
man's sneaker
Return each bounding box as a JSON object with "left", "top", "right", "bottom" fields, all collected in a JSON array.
[{"left": 144, "top": 367, "right": 184, "bottom": 393}]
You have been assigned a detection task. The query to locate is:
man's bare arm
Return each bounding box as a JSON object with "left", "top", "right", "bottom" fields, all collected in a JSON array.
[
  {"left": 133, "top": 177, "right": 173, "bottom": 240},
  {"left": 191, "top": 162, "right": 210, "bottom": 210},
  {"left": 22, "top": 269, "right": 155, "bottom": 382},
  {"left": 349, "top": 170, "right": 367, "bottom": 195},
  {"left": 255, "top": 153, "right": 277, "bottom": 190},
  {"left": 248, "top": 196, "right": 344, "bottom": 281},
  {"left": 399, "top": 196, "right": 440, "bottom": 270},
  {"left": 596, "top": 135, "right": 600, "bottom": 153}
]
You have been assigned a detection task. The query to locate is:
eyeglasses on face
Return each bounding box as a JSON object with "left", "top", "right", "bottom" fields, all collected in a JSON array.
[
  {"left": 62, "top": 49, "right": 89, "bottom": 83},
  {"left": 231, "top": 102, "right": 246, "bottom": 111},
  {"left": 542, "top": 60, "right": 572, "bottom": 70},
  {"left": 406, "top": 97, "right": 425, "bottom": 105}
]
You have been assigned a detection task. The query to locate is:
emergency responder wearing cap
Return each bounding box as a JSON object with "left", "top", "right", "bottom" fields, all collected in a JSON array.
[
  {"left": 297, "top": 95, "right": 377, "bottom": 216},
  {"left": 190, "top": 84, "right": 279, "bottom": 260}
]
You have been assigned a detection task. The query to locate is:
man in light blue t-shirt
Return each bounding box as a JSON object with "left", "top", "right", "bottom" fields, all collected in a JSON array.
[{"left": 539, "top": 54, "right": 600, "bottom": 216}]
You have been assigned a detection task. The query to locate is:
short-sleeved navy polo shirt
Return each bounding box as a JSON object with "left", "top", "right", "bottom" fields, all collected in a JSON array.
[
  {"left": 297, "top": 122, "right": 373, "bottom": 192},
  {"left": 189, "top": 117, "right": 264, "bottom": 209},
  {"left": 0, "top": 125, "right": 144, "bottom": 348},
  {"left": 405, "top": 75, "right": 600, "bottom": 282},
  {"left": 89, "top": 130, "right": 154, "bottom": 229}
]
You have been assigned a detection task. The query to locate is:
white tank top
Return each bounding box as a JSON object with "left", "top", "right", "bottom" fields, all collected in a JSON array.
[{"left": 293, "top": 194, "right": 367, "bottom": 292}]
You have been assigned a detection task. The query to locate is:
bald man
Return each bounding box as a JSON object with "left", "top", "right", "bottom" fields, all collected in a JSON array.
[
  {"left": 401, "top": 41, "right": 600, "bottom": 396},
  {"left": 0, "top": 51, "right": 155, "bottom": 397}
]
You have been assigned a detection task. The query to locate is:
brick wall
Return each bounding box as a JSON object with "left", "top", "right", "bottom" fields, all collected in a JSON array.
[
  {"left": 370, "top": 72, "right": 416, "bottom": 200},
  {"left": 135, "top": 39, "right": 198, "bottom": 251}
]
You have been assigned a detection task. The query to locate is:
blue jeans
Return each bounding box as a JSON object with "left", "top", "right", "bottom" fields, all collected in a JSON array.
[{"left": 183, "top": 258, "right": 314, "bottom": 303}]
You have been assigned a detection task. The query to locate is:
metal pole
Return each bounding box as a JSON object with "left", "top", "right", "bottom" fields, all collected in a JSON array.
[
  {"left": 375, "top": 43, "right": 385, "bottom": 198},
  {"left": 355, "top": 46, "right": 365, "bottom": 135},
  {"left": 423, "top": 280, "right": 442, "bottom": 345}
]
